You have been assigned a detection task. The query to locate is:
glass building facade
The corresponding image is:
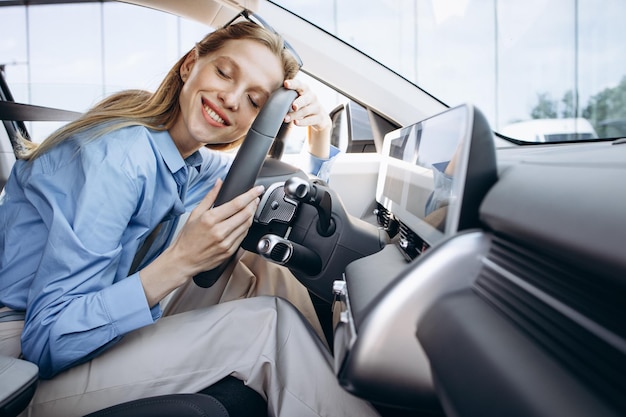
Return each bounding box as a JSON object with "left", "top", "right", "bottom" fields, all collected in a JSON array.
[{"left": 2, "top": 0, "right": 625, "bottom": 139}]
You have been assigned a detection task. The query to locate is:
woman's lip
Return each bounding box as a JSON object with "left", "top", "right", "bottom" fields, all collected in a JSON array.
[{"left": 201, "top": 98, "right": 230, "bottom": 126}]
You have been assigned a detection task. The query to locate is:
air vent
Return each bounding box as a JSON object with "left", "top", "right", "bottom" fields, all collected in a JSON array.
[
  {"left": 375, "top": 203, "right": 425, "bottom": 261},
  {"left": 474, "top": 235, "right": 626, "bottom": 414},
  {"left": 397, "top": 221, "right": 421, "bottom": 261},
  {"left": 375, "top": 203, "right": 394, "bottom": 232}
]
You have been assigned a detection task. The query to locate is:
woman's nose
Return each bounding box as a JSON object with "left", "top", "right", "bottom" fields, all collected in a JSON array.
[{"left": 218, "top": 90, "right": 240, "bottom": 111}]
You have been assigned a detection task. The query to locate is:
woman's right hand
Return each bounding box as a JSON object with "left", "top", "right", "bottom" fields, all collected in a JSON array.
[{"left": 139, "top": 180, "right": 264, "bottom": 306}]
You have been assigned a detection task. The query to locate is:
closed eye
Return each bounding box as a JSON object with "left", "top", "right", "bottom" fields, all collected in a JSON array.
[
  {"left": 248, "top": 95, "right": 260, "bottom": 109},
  {"left": 217, "top": 67, "right": 230, "bottom": 79}
]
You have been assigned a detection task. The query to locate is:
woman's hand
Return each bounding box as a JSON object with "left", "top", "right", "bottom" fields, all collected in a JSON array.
[
  {"left": 283, "top": 79, "right": 332, "bottom": 159},
  {"left": 139, "top": 180, "right": 263, "bottom": 306}
]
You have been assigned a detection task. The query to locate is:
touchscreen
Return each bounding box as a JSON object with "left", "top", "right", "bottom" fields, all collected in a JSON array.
[{"left": 376, "top": 105, "right": 469, "bottom": 245}]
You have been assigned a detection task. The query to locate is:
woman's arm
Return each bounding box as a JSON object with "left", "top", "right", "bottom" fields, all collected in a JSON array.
[
  {"left": 283, "top": 79, "right": 333, "bottom": 160},
  {"left": 282, "top": 79, "right": 340, "bottom": 180},
  {"left": 139, "top": 180, "right": 263, "bottom": 306},
  {"left": 18, "top": 136, "right": 156, "bottom": 378}
]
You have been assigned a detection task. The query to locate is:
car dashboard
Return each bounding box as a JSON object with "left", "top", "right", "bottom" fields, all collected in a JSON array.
[
  {"left": 329, "top": 115, "right": 626, "bottom": 416},
  {"left": 332, "top": 103, "right": 498, "bottom": 411},
  {"left": 247, "top": 103, "right": 626, "bottom": 417}
]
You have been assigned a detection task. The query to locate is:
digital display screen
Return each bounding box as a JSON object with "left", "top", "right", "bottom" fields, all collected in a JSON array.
[{"left": 376, "top": 105, "right": 470, "bottom": 245}]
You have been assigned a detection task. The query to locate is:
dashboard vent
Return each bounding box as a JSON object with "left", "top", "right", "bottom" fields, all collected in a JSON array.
[
  {"left": 375, "top": 203, "right": 425, "bottom": 261},
  {"left": 474, "top": 235, "right": 626, "bottom": 413},
  {"left": 375, "top": 203, "right": 395, "bottom": 232},
  {"left": 398, "top": 221, "right": 420, "bottom": 261}
]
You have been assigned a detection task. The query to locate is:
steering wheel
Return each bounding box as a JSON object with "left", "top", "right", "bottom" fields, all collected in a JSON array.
[{"left": 193, "top": 87, "right": 298, "bottom": 288}]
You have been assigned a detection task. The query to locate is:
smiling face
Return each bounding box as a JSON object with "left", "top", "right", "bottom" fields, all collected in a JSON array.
[{"left": 170, "top": 38, "right": 285, "bottom": 157}]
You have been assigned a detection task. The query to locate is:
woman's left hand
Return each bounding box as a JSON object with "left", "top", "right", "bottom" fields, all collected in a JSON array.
[{"left": 283, "top": 79, "right": 332, "bottom": 159}]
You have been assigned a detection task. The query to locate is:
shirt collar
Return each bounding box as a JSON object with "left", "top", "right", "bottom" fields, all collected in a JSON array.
[
  {"left": 185, "top": 150, "right": 203, "bottom": 173},
  {"left": 150, "top": 129, "right": 202, "bottom": 174}
]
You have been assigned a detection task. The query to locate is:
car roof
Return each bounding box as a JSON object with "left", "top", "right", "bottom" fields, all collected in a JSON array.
[{"left": 121, "top": 0, "right": 256, "bottom": 27}]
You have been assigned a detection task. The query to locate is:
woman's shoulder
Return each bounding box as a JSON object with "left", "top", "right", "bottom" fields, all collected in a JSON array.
[
  {"left": 86, "top": 124, "right": 157, "bottom": 148},
  {"left": 81, "top": 125, "right": 163, "bottom": 161}
]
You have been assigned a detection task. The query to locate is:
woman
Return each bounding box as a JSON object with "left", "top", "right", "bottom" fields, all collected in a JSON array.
[{"left": 0, "top": 22, "right": 378, "bottom": 417}]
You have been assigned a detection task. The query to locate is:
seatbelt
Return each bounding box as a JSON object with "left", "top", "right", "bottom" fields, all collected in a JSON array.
[
  {"left": 0, "top": 101, "right": 80, "bottom": 122},
  {"left": 0, "top": 100, "right": 81, "bottom": 156},
  {"left": 129, "top": 224, "right": 163, "bottom": 276}
]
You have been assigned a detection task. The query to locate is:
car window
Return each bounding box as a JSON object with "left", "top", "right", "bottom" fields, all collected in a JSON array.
[
  {"left": 274, "top": 0, "right": 626, "bottom": 143},
  {"left": 0, "top": 2, "right": 358, "bottom": 155},
  {"left": 4, "top": 1, "right": 624, "bottom": 146},
  {"left": 0, "top": 2, "right": 210, "bottom": 142},
  {"left": 278, "top": 73, "right": 356, "bottom": 155}
]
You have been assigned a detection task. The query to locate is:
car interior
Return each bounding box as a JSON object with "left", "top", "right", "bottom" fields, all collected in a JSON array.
[{"left": 1, "top": 1, "right": 625, "bottom": 417}]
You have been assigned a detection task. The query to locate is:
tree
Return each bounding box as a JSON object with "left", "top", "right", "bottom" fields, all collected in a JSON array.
[
  {"left": 530, "top": 90, "right": 575, "bottom": 119},
  {"left": 582, "top": 76, "right": 626, "bottom": 137},
  {"left": 530, "top": 93, "right": 558, "bottom": 119},
  {"left": 560, "top": 90, "right": 576, "bottom": 118},
  {"left": 529, "top": 76, "right": 626, "bottom": 137}
]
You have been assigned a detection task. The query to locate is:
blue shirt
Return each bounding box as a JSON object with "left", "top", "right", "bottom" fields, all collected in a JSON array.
[{"left": 0, "top": 125, "right": 335, "bottom": 378}]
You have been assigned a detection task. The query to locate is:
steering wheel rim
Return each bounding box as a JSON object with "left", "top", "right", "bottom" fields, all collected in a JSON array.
[{"left": 193, "top": 87, "right": 298, "bottom": 288}]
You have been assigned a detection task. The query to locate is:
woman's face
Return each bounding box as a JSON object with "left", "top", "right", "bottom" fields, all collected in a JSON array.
[{"left": 171, "top": 38, "right": 284, "bottom": 157}]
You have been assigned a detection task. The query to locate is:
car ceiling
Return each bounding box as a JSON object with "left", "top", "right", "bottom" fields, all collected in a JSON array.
[{"left": 120, "top": 0, "right": 256, "bottom": 29}]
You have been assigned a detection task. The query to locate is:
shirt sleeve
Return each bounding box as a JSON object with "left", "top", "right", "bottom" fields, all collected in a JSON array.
[
  {"left": 301, "top": 145, "right": 340, "bottom": 182},
  {"left": 19, "top": 137, "right": 157, "bottom": 378}
]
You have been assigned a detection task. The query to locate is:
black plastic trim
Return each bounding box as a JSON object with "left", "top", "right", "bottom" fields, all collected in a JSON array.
[{"left": 418, "top": 290, "right": 622, "bottom": 417}]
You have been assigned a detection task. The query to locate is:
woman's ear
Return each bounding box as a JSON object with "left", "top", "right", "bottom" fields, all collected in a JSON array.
[{"left": 180, "top": 49, "right": 198, "bottom": 82}]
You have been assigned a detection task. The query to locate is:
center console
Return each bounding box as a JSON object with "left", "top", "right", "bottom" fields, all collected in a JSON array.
[{"left": 331, "top": 104, "right": 498, "bottom": 409}]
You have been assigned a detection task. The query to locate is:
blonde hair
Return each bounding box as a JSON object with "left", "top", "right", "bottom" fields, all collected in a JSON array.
[{"left": 19, "top": 21, "right": 300, "bottom": 160}]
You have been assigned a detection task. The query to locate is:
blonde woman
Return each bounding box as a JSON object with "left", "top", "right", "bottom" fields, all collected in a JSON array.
[{"left": 0, "top": 21, "right": 377, "bottom": 417}]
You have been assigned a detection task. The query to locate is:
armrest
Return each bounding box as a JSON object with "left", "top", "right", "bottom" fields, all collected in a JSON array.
[{"left": 0, "top": 355, "right": 38, "bottom": 417}]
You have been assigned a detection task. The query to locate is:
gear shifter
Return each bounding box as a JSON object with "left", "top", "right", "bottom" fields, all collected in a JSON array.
[{"left": 284, "top": 177, "right": 335, "bottom": 236}]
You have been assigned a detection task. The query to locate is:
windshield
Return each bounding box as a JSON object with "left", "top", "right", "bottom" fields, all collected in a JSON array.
[
  {"left": 2, "top": 0, "right": 625, "bottom": 145},
  {"left": 273, "top": 0, "right": 626, "bottom": 143}
]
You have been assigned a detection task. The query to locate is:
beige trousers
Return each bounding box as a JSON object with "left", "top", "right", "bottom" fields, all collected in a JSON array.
[
  {"left": 163, "top": 250, "right": 328, "bottom": 347},
  {"left": 3, "top": 253, "right": 376, "bottom": 416}
]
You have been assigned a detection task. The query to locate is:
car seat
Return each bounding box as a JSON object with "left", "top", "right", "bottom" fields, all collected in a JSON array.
[{"left": 0, "top": 354, "right": 266, "bottom": 417}]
